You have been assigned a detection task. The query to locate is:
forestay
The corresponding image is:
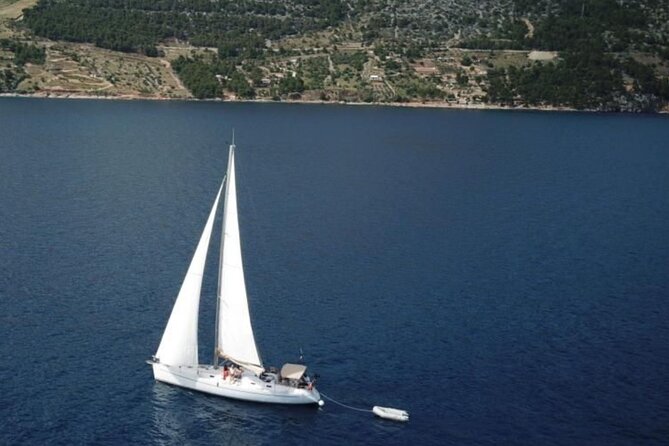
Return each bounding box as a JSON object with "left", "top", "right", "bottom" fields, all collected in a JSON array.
[
  {"left": 156, "top": 181, "right": 224, "bottom": 366},
  {"left": 216, "top": 145, "right": 263, "bottom": 373}
]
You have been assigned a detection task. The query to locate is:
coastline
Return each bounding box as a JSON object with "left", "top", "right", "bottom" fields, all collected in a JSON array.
[{"left": 1, "top": 91, "right": 667, "bottom": 114}]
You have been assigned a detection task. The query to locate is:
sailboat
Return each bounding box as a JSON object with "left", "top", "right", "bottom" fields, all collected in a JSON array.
[{"left": 148, "top": 137, "right": 323, "bottom": 406}]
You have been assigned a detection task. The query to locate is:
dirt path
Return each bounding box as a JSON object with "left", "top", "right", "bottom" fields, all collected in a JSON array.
[
  {"left": 522, "top": 18, "right": 534, "bottom": 39},
  {"left": 160, "top": 58, "right": 190, "bottom": 97}
]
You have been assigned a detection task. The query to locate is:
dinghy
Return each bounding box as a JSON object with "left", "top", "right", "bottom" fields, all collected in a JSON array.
[
  {"left": 372, "top": 406, "right": 410, "bottom": 422},
  {"left": 148, "top": 135, "right": 322, "bottom": 406}
]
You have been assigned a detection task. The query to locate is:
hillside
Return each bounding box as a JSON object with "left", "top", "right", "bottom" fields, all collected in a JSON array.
[{"left": 2, "top": 0, "right": 668, "bottom": 111}]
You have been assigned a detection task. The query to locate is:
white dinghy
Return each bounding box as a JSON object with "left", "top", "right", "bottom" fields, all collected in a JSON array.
[
  {"left": 149, "top": 136, "right": 322, "bottom": 406},
  {"left": 372, "top": 406, "right": 409, "bottom": 422}
]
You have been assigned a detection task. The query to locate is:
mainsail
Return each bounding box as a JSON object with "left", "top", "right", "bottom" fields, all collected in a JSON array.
[
  {"left": 155, "top": 181, "right": 224, "bottom": 366},
  {"left": 216, "top": 144, "right": 263, "bottom": 373}
]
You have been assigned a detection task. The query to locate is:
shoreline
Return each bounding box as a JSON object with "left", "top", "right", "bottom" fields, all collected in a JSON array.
[{"left": 1, "top": 92, "right": 666, "bottom": 115}]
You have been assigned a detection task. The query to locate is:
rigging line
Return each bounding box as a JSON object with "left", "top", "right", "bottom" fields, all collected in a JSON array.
[
  {"left": 238, "top": 150, "right": 267, "bottom": 250},
  {"left": 234, "top": 141, "right": 272, "bottom": 365},
  {"left": 237, "top": 144, "right": 282, "bottom": 293},
  {"left": 320, "top": 392, "right": 373, "bottom": 413}
]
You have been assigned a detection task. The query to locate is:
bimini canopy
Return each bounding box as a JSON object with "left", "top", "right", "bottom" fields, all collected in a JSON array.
[{"left": 280, "top": 363, "right": 307, "bottom": 380}]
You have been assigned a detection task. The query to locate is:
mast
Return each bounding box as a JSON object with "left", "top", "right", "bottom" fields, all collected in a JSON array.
[
  {"left": 213, "top": 139, "right": 235, "bottom": 366},
  {"left": 212, "top": 177, "right": 225, "bottom": 366}
]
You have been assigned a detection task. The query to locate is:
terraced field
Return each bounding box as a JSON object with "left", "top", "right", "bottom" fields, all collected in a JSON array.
[
  {"left": 1, "top": 3, "right": 189, "bottom": 97},
  {"left": 27, "top": 43, "right": 189, "bottom": 97}
]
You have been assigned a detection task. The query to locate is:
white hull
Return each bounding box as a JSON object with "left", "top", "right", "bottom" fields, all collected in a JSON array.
[
  {"left": 152, "top": 363, "right": 321, "bottom": 405},
  {"left": 373, "top": 406, "right": 409, "bottom": 422}
]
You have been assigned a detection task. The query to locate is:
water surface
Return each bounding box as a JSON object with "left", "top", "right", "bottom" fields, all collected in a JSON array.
[{"left": 1, "top": 98, "right": 668, "bottom": 445}]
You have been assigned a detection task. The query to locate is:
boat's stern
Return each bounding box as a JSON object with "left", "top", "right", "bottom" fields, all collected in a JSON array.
[{"left": 310, "top": 386, "right": 323, "bottom": 406}]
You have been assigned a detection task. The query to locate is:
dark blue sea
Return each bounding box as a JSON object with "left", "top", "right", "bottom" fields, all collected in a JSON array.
[{"left": 1, "top": 98, "right": 668, "bottom": 445}]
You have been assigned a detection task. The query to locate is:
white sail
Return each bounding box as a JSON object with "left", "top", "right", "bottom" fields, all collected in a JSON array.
[
  {"left": 155, "top": 181, "right": 224, "bottom": 366},
  {"left": 216, "top": 144, "right": 263, "bottom": 373}
]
